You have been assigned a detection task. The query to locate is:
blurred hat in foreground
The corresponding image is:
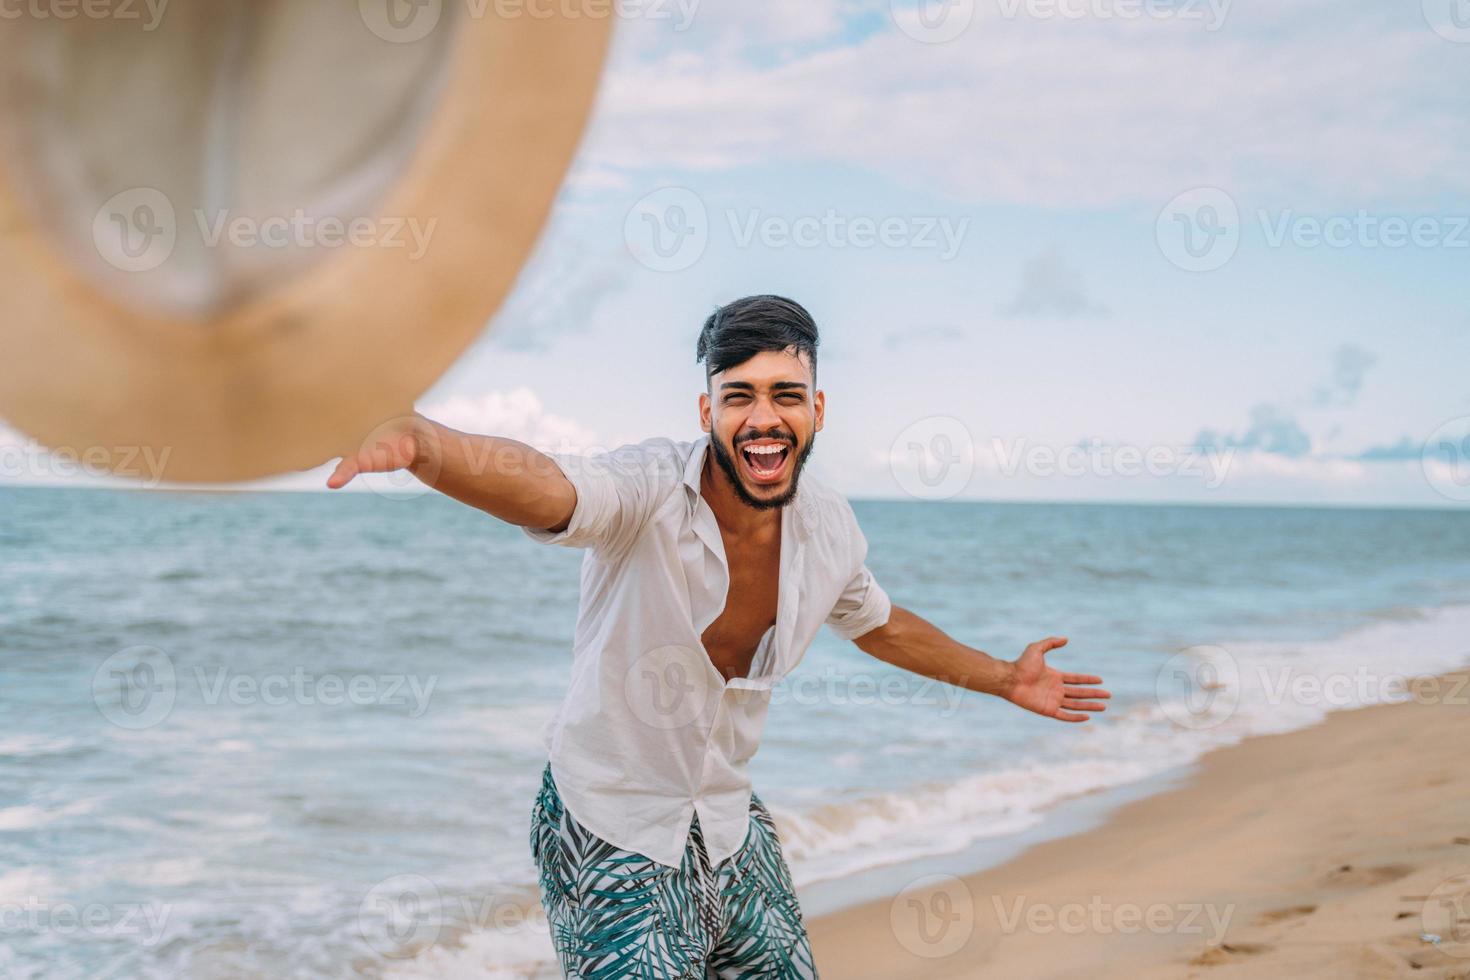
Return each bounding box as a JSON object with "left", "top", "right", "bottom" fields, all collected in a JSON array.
[{"left": 0, "top": 1, "right": 610, "bottom": 483}]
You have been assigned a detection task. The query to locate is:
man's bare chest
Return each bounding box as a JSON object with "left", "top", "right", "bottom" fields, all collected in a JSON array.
[{"left": 699, "top": 533, "right": 781, "bottom": 682}]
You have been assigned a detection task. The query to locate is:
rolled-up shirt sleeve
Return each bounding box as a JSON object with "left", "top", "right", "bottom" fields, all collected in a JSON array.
[
  {"left": 824, "top": 500, "right": 893, "bottom": 640},
  {"left": 522, "top": 440, "right": 675, "bottom": 556},
  {"left": 825, "top": 561, "right": 893, "bottom": 641}
]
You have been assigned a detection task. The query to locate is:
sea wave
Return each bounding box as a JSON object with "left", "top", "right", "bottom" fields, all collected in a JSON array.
[
  {"left": 375, "top": 602, "right": 1470, "bottom": 978},
  {"left": 769, "top": 602, "right": 1470, "bottom": 887}
]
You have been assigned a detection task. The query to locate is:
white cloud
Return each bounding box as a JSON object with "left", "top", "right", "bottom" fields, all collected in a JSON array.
[
  {"left": 0, "top": 389, "right": 604, "bottom": 492},
  {"left": 419, "top": 388, "right": 602, "bottom": 454},
  {"left": 582, "top": 1, "right": 1467, "bottom": 209}
]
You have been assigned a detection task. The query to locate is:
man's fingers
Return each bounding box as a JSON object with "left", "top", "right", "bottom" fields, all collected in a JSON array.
[
  {"left": 1062, "top": 673, "right": 1102, "bottom": 685},
  {"left": 1063, "top": 687, "right": 1110, "bottom": 700},
  {"left": 1060, "top": 699, "right": 1106, "bottom": 712},
  {"left": 1030, "top": 636, "right": 1069, "bottom": 656},
  {"left": 326, "top": 457, "right": 359, "bottom": 489},
  {"left": 1054, "top": 710, "right": 1089, "bottom": 723}
]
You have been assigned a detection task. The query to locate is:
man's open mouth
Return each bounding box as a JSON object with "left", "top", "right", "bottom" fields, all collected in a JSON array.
[{"left": 740, "top": 440, "right": 791, "bottom": 483}]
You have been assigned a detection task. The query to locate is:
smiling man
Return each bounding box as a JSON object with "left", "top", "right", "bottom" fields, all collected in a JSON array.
[{"left": 327, "top": 294, "right": 1111, "bottom": 979}]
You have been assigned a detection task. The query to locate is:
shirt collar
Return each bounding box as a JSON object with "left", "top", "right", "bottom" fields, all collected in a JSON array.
[{"left": 684, "top": 433, "right": 816, "bottom": 539}]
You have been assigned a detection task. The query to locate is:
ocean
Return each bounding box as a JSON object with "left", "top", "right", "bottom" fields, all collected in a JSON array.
[{"left": 3, "top": 485, "right": 1469, "bottom": 978}]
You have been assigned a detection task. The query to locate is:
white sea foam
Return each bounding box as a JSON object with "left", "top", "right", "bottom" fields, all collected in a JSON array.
[
  {"left": 383, "top": 894, "right": 562, "bottom": 980},
  {"left": 771, "top": 603, "right": 1470, "bottom": 887},
  {"left": 0, "top": 799, "right": 95, "bottom": 830},
  {"left": 0, "top": 734, "right": 82, "bottom": 757},
  {"left": 375, "top": 604, "right": 1470, "bottom": 978}
]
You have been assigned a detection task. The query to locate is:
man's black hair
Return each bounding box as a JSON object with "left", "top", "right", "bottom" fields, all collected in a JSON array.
[{"left": 696, "top": 295, "right": 818, "bottom": 384}]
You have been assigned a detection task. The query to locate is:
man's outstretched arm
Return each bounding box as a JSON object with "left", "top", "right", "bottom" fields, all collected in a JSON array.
[
  {"left": 325, "top": 413, "right": 575, "bottom": 532},
  {"left": 851, "top": 605, "right": 1111, "bottom": 722}
]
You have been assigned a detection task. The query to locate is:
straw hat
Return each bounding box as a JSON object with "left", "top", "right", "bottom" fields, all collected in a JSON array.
[{"left": 0, "top": 2, "right": 610, "bottom": 483}]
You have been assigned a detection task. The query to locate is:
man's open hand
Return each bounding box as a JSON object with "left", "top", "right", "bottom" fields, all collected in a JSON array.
[
  {"left": 1005, "top": 637, "right": 1111, "bottom": 722},
  {"left": 326, "top": 415, "right": 427, "bottom": 490}
]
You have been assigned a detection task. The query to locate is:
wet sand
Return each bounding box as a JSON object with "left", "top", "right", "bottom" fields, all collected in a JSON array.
[{"left": 806, "top": 673, "right": 1470, "bottom": 979}]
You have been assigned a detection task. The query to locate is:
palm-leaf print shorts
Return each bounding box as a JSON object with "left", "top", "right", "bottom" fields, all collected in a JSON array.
[{"left": 529, "top": 762, "right": 820, "bottom": 979}]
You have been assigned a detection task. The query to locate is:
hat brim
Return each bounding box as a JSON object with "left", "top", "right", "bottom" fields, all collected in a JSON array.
[{"left": 0, "top": 11, "right": 611, "bottom": 484}]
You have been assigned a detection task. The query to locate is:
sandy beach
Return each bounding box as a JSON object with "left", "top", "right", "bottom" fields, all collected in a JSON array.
[{"left": 806, "top": 672, "right": 1470, "bottom": 980}]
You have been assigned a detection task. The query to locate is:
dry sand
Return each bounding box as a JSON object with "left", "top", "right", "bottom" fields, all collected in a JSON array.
[{"left": 805, "top": 673, "right": 1470, "bottom": 979}]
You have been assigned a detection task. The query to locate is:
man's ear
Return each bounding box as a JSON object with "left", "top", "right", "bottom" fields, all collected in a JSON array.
[
  {"left": 698, "top": 391, "right": 712, "bottom": 433},
  {"left": 813, "top": 389, "right": 826, "bottom": 433}
]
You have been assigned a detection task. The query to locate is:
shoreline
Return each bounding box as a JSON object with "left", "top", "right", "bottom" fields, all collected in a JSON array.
[{"left": 804, "top": 672, "right": 1470, "bottom": 979}]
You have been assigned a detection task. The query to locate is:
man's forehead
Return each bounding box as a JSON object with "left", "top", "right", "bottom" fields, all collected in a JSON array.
[{"left": 710, "top": 349, "right": 813, "bottom": 386}]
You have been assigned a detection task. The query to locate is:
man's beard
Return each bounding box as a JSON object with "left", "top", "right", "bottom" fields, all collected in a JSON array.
[{"left": 709, "top": 430, "right": 815, "bottom": 511}]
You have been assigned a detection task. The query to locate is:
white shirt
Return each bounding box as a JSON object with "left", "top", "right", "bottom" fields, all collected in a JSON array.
[{"left": 522, "top": 433, "right": 893, "bottom": 868}]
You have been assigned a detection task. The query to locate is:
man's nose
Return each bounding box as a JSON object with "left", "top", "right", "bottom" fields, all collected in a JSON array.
[{"left": 746, "top": 397, "right": 783, "bottom": 429}]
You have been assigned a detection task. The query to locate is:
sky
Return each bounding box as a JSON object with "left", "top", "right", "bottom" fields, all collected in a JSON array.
[{"left": 4, "top": 0, "right": 1469, "bottom": 506}]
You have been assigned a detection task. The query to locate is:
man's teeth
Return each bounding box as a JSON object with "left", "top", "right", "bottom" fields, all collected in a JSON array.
[{"left": 743, "top": 444, "right": 788, "bottom": 474}]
